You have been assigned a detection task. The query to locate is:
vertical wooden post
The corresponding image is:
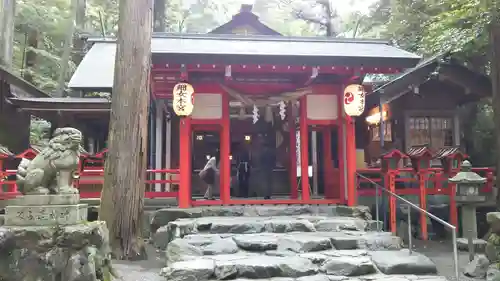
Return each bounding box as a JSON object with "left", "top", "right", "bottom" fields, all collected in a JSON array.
[
  {"left": 323, "top": 126, "right": 335, "bottom": 199},
  {"left": 299, "top": 96, "right": 310, "bottom": 200},
  {"left": 178, "top": 117, "right": 192, "bottom": 208},
  {"left": 155, "top": 101, "right": 164, "bottom": 192},
  {"left": 338, "top": 93, "right": 347, "bottom": 204},
  {"left": 0, "top": 158, "right": 5, "bottom": 192},
  {"left": 288, "top": 102, "right": 298, "bottom": 199},
  {"left": 346, "top": 117, "right": 357, "bottom": 206},
  {"left": 389, "top": 172, "right": 397, "bottom": 234},
  {"left": 449, "top": 181, "right": 458, "bottom": 230},
  {"left": 165, "top": 116, "right": 172, "bottom": 191},
  {"left": 220, "top": 92, "right": 231, "bottom": 204},
  {"left": 419, "top": 172, "right": 428, "bottom": 240}
]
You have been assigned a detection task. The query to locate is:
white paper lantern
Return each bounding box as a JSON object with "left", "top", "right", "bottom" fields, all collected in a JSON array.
[
  {"left": 343, "top": 84, "right": 366, "bottom": 117},
  {"left": 172, "top": 82, "right": 194, "bottom": 117}
]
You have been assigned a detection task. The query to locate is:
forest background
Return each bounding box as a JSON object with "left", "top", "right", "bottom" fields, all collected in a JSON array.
[{"left": 3, "top": 0, "right": 497, "bottom": 166}]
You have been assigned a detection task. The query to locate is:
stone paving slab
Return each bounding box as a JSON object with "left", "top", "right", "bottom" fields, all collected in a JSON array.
[
  {"left": 153, "top": 216, "right": 385, "bottom": 249},
  {"left": 160, "top": 249, "right": 441, "bottom": 281},
  {"left": 150, "top": 205, "right": 372, "bottom": 233},
  {"left": 161, "top": 230, "right": 435, "bottom": 281},
  {"left": 114, "top": 241, "right": 454, "bottom": 281}
]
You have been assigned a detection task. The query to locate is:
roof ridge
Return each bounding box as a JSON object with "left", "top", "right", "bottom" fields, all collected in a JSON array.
[{"left": 87, "top": 33, "right": 391, "bottom": 45}]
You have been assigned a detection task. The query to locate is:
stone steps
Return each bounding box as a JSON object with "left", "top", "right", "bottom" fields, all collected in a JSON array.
[{"left": 150, "top": 205, "right": 448, "bottom": 281}]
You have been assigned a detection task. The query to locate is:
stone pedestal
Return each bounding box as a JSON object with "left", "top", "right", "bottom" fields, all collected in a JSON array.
[
  {"left": 4, "top": 194, "right": 88, "bottom": 226},
  {"left": 0, "top": 221, "right": 111, "bottom": 281},
  {"left": 457, "top": 205, "right": 486, "bottom": 255},
  {"left": 462, "top": 205, "right": 478, "bottom": 239},
  {"left": 0, "top": 194, "right": 111, "bottom": 281}
]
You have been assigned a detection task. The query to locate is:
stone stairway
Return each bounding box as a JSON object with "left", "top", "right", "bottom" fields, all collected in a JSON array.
[{"left": 150, "top": 205, "right": 448, "bottom": 281}]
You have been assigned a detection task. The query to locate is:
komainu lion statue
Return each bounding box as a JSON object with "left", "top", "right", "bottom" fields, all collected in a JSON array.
[{"left": 16, "top": 127, "right": 83, "bottom": 195}]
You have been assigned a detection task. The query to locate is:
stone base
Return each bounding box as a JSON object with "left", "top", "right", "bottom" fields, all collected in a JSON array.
[
  {"left": 457, "top": 237, "right": 487, "bottom": 253},
  {"left": 0, "top": 221, "right": 111, "bottom": 281},
  {"left": 4, "top": 203, "right": 88, "bottom": 226},
  {"left": 8, "top": 194, "right": 80, "bottom": 206}
]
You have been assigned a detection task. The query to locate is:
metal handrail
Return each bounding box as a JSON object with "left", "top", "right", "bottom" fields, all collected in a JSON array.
[{"left": 356, "top": 173, "right": 459, "bottom": 281}]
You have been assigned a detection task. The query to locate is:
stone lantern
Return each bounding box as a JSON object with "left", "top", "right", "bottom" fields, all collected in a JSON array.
[
  {"left": 449, "top": 160, "right": 487, "bottom": 256},
  {"left": 450, "top": 160, "right": 486, "bottom": 204}
]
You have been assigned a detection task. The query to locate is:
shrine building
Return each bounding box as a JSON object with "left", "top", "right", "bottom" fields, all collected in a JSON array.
[{"left": 7, "top": 5, "right": 425, "bottom": 207}]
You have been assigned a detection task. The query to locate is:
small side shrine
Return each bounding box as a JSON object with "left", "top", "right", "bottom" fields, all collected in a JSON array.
[
  {"left": 380, "top": 149, "right": 408, "bottom": 234},
  {"left": 407, "top": 145, "right": 434, "bottom": 172},
  {"left": 435, "top": 147, "right": 467, "bottom": 174},
  {"left": 406, "top": 145, "right": 434, "bottom": 240}
]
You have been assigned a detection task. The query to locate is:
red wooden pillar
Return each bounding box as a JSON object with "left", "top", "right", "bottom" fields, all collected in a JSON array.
[
  {"left": 345, "top": 116, "right": 357, "bottom": 206},
  {"left": 338, "top": 95, "right": 346, "bottom": 203},
  {"left": 419, "top": 171, "right": 428, "bottom": 240},
  {"left": 299, "top": 96, "right": 310, "bottom": 200},
  {"left": 220, "top": 92, "right": 231, "bottom": 204},
  {"left": 288, "top": 102, "right": 298, "bottom": 199},
  {"left": 178, "top": 117, "right": 192, "bottom": 208},
  {"left": 449, "top": 180, "right": 458, "bottom": 230},
  {"left": 388, "top": 172, "right": 397, "bottom": 234}
]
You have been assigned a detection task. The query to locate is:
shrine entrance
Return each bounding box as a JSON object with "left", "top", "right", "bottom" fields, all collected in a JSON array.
[{"left": 187, "top": 94, "right": 346, "bottom": 203}]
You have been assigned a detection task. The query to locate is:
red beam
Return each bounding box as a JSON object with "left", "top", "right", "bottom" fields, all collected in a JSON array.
[{"left": 151, "top": 64, "right": 402, "bottom": 74}]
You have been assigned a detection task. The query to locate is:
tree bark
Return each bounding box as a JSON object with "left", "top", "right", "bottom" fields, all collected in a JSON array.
[
  {"left": 98, "top": 0, "right": 152, "bottom": 260},
  {"left": 0, "top": 0, "right": 15, "bottom": 66},
  {"left": 55, "top": 0, "right": 78, "bottom": 97},
  {"left": 23, "top": 30, "right": 38, "bottom": 83},
  {"left": 153, "top": 0, "right": 166, "bottom": 32},
  {"left": 490, "top": 23, "right": 500, "bottom": 208},
  {"left": 72, "top": 0, "right": 86, "bottom": 66}
]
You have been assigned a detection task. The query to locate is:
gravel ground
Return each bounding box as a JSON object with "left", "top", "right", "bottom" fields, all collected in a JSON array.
[
  {"left": 112, "top": 240, "right": 479, "bottom": 281},
  {"left": 113, "top": 244, "right": 164, "bottom": 281},
  {"left": 411, "top": 239, "right": 478, "bottom": 281}
]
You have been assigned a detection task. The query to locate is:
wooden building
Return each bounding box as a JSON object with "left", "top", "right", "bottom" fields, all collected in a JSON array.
[
  {"left": 6, "top": 5, "right": 421, "bottom": 207},
  {"left": 0, "top": 64, "right": 49, "bottom": 155},
  {"left": 362, "top": 53, "right": 490, "bottom": 163}
]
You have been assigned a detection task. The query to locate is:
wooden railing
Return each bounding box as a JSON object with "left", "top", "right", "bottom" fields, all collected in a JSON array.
[{"left": 0, "top": 148, "right": 180, "bottom": 200}]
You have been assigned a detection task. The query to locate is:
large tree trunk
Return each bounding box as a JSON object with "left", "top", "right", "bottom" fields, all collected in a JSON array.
[
  {"left": 72, "top": 0, "right": 86, "bottom": 66},
  {"left": 23, "top": 30, "right": 38, "bottom": 83},
  {"left": 490, "top": 23, "right": 500, "bottom": 208},
  {"left": 98, "top": 0, "right": 152, "bottom": 260},
  {"left": 153, "top": 0, "right": 166, "bottom": 32},
  {"left": 0, "top": 0, "right": 15, "bottom": 66},
  {"left": 55, "top": 0, "right": 78, "bottom": 97}
]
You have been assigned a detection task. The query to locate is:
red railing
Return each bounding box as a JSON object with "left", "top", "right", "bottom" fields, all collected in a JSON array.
[
  {"left": 356, "top": 167, "right": 495, "bottom": 196},
  {"left": 356, "top": 165, "right": 495, "bottom": 240},
  {"left": 0, "top": 169, "right": 20, "bottom": 199},
  {"left": 0, "top": 148, "right": 180, "bottom": 200},
  {"left": 76, "top": 167, "right": 180, "bottom": 198}
]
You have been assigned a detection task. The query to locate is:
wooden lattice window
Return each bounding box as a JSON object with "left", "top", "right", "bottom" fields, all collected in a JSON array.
[{"left": 408, "top": 116, "right": 453, "bottom": 150}]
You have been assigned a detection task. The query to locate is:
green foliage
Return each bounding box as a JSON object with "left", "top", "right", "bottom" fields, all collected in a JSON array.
[
  {"left": 13, "top": 0, "right": 75, "bottom": 93},
  {"left": 29, "top": 117, "right": 50, "bottom": 145},
  {"left": 470, "top": 100, "right": 496, "bottom": 166}
]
